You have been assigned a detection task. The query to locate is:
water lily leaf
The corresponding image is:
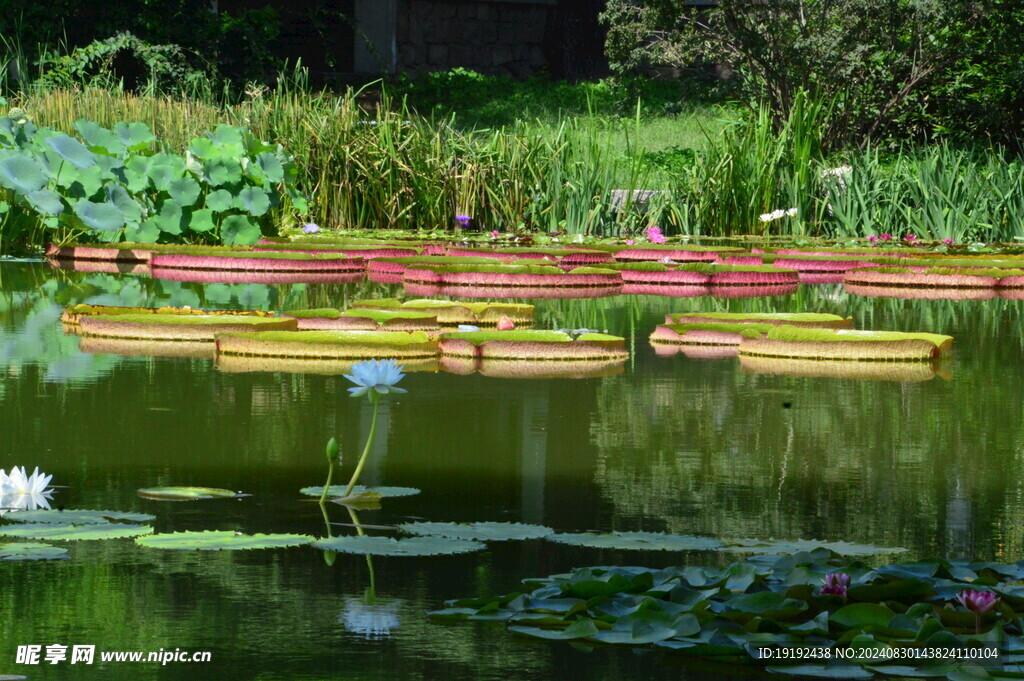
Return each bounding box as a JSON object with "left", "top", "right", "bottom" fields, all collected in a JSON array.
[
  {"left": 723, "top": 539, "right": 907, "bottom": 556},
  {"left": 45, "top": 133, "right": 96, "bottom": 168},
  {"left": 0, "top": 523, "right": 153, "bottom": 541},
  {"left": 766, "top": 665, "right": 874, "bottom": 678},
  {"left": 509, "top": 619, "right": 600, "bottom": 641},
  {"left": 137, "top": 486, "right": 246, "bottom": 500},
  {"left": 135, "top": 531, "right": 314, "bottom": 551},
  {"left": 400, "top": 521, "right": 554, "bottom": 542},
  {"left": 591, "top": 619, "right": 680, "bottom": 645},
  {"left": 831, "top": 603, "right": 897, "bottom": 629},
  {"left": 221, "top": 214, "right": 260, "bottom": 245},
  {"left": 547, "top": 531, "right": 724, "bottom": 551},
  {"left": 5, "top": 509, "right": 156, "bottom": 524},
  {"left": 300, "top": 485, "right": 421, "bottom": 498},
  {"left": 0, "top": 154, "right": 47, "bottom": 194},
  {"left": 0, "top": 542, "right": 70, "bottom": 561},
  {"left": 862, "top": 666, "right": 952, "bottom": 677},
  {"left": 313, "top": 535, "right": 485, "bottom": 556}
]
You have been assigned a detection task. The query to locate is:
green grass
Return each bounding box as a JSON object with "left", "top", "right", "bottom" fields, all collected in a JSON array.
[
  {"left": 221, "top": 330, "right": 432, "bottom": 344},
  {"left": 671, "top": 312, "right": 849, "bottom": 322},
  {"left": 92, "top": 314, "right": 287, "bottom": 326},
  {"left": 766, "top": 326, "right": 952, "bottom": 347}
]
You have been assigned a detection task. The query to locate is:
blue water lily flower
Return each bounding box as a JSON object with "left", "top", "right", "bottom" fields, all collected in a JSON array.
[{"left": 344, "top": 359, "right": 408, "bottom": 398}]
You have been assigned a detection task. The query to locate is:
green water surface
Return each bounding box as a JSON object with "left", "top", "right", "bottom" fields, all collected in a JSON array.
[{"left": 1, "top": 261, "right": 1022, "bottom": 680}]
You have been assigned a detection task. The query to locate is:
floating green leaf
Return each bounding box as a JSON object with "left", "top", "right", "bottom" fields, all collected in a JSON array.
[
  {"left": 300, "top": 485, "right": 421, "bottom": 499},
  {"left": 314, "top": 535, "right": 485, "bottom": 556},
  {"left": 766, "top": 666, "right": 874, "bottom": 679},
  {"left": 137, "top": 486, "right": 246, "bottom": 500},
  {"left": 509, "top": 619, "right": 600, "bottom": 641},
  {"left": 0, "top": 523, "right": 153, "bottom": 541},
  {"left": 135, "top": 531, "right": 313, "bottom": 551},
  {"left": 5, "top": 509, "right": 156, "bottom": 525},
  {"left": 399, "top": 521, "right": 553, "bottom": 542},
  {"left": 0, "top": 542, "right": 70, "bottom": 561},
  {"left": 547, "top": 531, "right": 724, "bottom": 551},
  {"left": 722, "top": 539, "right": 907, "bottom": 556}
]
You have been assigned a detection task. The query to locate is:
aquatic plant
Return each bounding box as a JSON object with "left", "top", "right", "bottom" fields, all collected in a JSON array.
[
  {"left": 0, "top": 467, "right": 54, "bottom": 514},
  {"left": 432, "top": 550, "right": 1024, "bottom": 678},
  {"left": 331, "top": 359, "right": 409, "bottom": 503}
]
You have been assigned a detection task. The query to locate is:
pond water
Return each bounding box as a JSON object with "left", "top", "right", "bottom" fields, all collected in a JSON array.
[{"left": 2, "top": 260, "right": 1023, "bottom": 680}]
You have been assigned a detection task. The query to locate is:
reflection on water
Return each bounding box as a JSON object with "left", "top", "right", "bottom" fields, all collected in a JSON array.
[{"left": 2, "top": 260, "right": 1024, "bottom": 680}]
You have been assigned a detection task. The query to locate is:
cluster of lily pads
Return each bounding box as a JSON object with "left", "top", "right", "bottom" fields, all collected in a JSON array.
[{"left": 431, "top": 548, "right": 1024, "bottom": 680}]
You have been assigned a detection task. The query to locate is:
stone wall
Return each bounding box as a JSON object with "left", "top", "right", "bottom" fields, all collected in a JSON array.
[{"left": 395, "top": 0, "right": 554, "bottom": 78}]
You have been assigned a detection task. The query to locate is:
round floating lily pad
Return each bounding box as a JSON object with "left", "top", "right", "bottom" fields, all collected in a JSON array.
[
  {"left": 721, "top": 539, "right": 907, "bottom": 556},
  {"left": 399, "top": 521, "right": 553, "bottom": 542},
  {"left": 0, "top": 523, "right": 153, "bottom": 541},
  {"left": 546, "top": 531, "right": 724, "bottom": 551},
  {"left": 135, "top": 531, "right": 315, "bottom": 551},
  {"left": 137, "top": 486, "right": 247, "bottom": 500},
  {"left": 0, "top": 542, "right": 70, "bottom": 561},
  {"left": 5, "top": 508, "right": 156, "bottom": 525},
  {"left": 765, "top": 665, "right": 874, "bottom": 679},
  {"left": 314, "top": 535, "right": 485, "bottom": 556},
  {"left": 299, "top": 485, "right": 420, "bottom": 498}
]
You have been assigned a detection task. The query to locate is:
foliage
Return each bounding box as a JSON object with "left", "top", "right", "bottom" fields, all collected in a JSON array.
[
  {"left": 433, "top": 550, "right": 1024, "bottom": 678},
  {"left": 135, "top": 531, "right": 314, "bottom": 551},
  {"left": 0, "top": 114, "right": 303, "bottom": 249},
  {"left": 601, "top": 0, "right": 1024, "bottom": 148}
]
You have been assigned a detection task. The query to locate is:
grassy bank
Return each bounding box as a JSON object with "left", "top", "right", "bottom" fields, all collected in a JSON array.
[{"left": 3, "top": 71, "right": 1024, "bottom": 251}]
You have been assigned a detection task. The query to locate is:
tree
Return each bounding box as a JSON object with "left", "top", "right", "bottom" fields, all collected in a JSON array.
[{"left": 601, "top": 0, "right": 1023, "bottom": 149}]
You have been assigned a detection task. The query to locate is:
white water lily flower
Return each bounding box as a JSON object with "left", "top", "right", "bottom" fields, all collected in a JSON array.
[
  {"left": 0, "top": 467, "right": 54, "bottom": 517},
  {"left": 785, "top": 207, "right": 798, "bottom": 217},
  {"left": 457, "top": 324, "right": 481, "bottom": 332}
]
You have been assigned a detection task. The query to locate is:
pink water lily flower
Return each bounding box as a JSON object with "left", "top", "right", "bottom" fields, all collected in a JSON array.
[
  {"left": 645, "top": 226, "right": 667, "bottom": 244},
  {"left": 943, "top": 238, "right": 954, "bottom": 246},
  {"left": 879, "top": 233, "right": 892, "bottom": 242},
  {"left": 819, "top": 572, "right": 850, "bottom": 597},
  {"left": 904, "top": 233, "right": 917, "bottom": 242},
  {"left": 625, "top": 239, "right": 635, "bottom": 246},
  {"left": 496, "top": 316, "right": 515, "bottom": 331},
  {"left": 956, "top": 589, "right": 999, "bottom": 614},
  {"left": 490, "top": 230, "right": 500, "bottom": 238},
  {"left": 866, "top": 235, "right": 878, "bottom": 243}
]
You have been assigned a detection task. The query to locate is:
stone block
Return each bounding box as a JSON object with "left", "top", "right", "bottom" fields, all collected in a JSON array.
[
  {"left": 428, "top": 45, "right": 448, "bottom": 65},
  {"left": 493, "top": 45, "right": 514, "bottom": 65}
]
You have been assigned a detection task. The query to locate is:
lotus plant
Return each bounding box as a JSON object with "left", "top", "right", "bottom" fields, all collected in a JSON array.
[
  {"left": 819, "top": 572, "right": 850, "bottom": 598},
  {"left": 338, "top": 360, "right": 408, "bottom": 500},
  {"left": 955, "top": 589, "right": 1000, "bottom": 634}
]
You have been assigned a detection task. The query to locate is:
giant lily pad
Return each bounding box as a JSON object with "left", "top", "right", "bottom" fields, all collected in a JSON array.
[
  {"left": 299, "top": 485, "right": 420, "bottom": 499},
  {"left": 135, "top": 531, "right": 314, "bottom": 551},
  {"left": 0, "top": 542, "right": 70, "bottom": 561},
  {"left": 399, "top": 521, "right": 553, "bottom": 542},
  {"left": 766, "top": 665, "right": 874, "bottom": 678},
  {"left": 137, "top": 486, "right": 248, "bottom": 501},
  {"left": 314, "top": 535, "right": 485, "bottom": 556},
  {"left": 0, "top": 523, "right": 153, "bottom": 541},
  {"left": 5, "top": 508, "right": 156, "bottom": 525},
  {"left": 547, "top": 531, "right": 724, "bottom": 551},
  {"left": 722, "top": 538, "right": 907, "bottom": 556}
]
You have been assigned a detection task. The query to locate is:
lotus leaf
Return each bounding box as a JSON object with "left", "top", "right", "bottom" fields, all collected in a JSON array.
[
  {"left": 45, "top": 134, "right": 96, "bottom": 168},
  {"left": 723, "top": 539, "right": 907, "bottom": 556},
  {"left": 113, "top": 121, "right": 156, "bottom": 150},
  {"left": 135, "top": 531, "right": 314, "bottom": 551},
  {"left": 72, "top": 200, "right": 125, "bottom": 232},
  {"left": 0, "top": 154, "right": 48, "bottom": 194},
  {"left": 313, "top": 535, "right": 485, "bottom": 556}
]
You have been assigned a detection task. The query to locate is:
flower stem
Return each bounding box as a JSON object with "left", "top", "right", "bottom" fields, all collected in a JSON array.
[
  {"left": 342, "top": 395, "right": 380, "bottom": 498},
  {"left": 319, "top": 459, "right": 335, "bottom": 506}
]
